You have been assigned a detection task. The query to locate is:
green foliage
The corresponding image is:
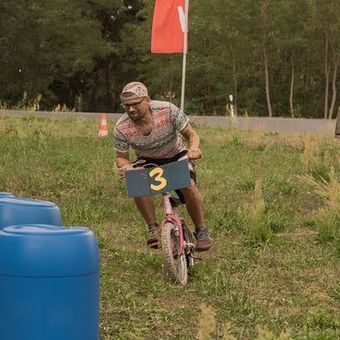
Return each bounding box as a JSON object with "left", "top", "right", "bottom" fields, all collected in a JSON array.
[
  {"left": 0, "top": 0, "right": 116, "bottom": 109},
  {"left": 1, "top": 0, "right": 340, "bottom": 115}
]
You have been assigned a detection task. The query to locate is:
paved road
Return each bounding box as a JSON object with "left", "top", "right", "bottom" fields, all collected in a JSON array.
[
  {"left": 0, "top": 109, "right": 337, "bottom": 135},
  {"left": 190, "top": 115, "right": 337, "bottom": 135}
]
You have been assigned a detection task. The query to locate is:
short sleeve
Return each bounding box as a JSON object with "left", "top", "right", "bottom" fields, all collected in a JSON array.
[
  {"left": 113, "top": 128, "right": 129, "bottom": 153},
  {"left": 170, "top": 103, "right": 189, "bottom": 131}
]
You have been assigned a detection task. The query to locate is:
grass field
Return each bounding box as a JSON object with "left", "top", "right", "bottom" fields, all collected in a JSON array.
[{"left": 0, "top": 115, "right": 339, "bottom": 339}]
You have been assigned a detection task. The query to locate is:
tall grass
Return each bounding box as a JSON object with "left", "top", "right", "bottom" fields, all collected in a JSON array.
[
  {"left": 245, "top": 178, "right": 273, "bottom": 245},
  {"left": 1, "top": 116, "right": 339, "bottom": 339},
  {"left": 299, "top": 168, "right": 340, "bottom": 253}
]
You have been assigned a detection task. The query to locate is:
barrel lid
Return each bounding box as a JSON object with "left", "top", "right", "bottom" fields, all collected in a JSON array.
[
  {"left": 0, "top": 224, "right": 100, "bottom": 277},
  {"left": 0, "top": 192, "right": 15, "bottom": 197},
  {"left": 0, "top": 197, "right": 57, "bottom": 207},
  {"left": 3, "top": 225, "right": 84, "bottom": 235}
]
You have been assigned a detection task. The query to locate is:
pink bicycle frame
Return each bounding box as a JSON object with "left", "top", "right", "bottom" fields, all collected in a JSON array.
[{"left": 160, "top": 192, "right": 185, "bottom": 251}]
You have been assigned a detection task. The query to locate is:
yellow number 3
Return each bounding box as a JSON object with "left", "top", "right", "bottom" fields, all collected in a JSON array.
[{"left": 149, "top": 167, "right": 167, "bottom": 191}]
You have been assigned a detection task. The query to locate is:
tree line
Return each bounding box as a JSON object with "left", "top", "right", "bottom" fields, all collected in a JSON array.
[{"left": 0, "top": 0, "right": 339, "bottom": 118}]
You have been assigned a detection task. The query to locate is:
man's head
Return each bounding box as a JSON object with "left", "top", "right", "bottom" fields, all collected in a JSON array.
[
  {"left": 120, "top": 82, "right": 150, "bottom": 120},
  {"left": 120, "top": 82, "right": 148, "bottom": 104}
]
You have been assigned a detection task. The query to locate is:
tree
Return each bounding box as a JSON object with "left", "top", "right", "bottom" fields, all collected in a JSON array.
[
  {"left": 325, "top": 1, "right": 340, "bottom": 119},
  {"left": 1, "top": 0, "right": 338, "bottom": 116},
  {"left": 273, "top": 0, "right": 311, "bottom": 117},
  {"left": 314, "top": 0, "right": 340, "bottom": 119},
  {"left": 0, "top": 0, "right": 114, "bottom": 109}
]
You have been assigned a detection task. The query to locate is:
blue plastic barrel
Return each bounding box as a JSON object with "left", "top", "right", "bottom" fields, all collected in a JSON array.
[
  {"left": 0, "top": 197, "right": 62, "bottom": 229},
  {"left": 0, "top": 224, "right": 100, "bottom": 340},
  {"left": 0, "top": 192, "right": 15, "bottom": 198}
]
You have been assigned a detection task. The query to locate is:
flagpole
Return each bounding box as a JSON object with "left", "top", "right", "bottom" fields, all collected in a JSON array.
[{"left": 180, "top": 0, "right": 189, "bottom": 113}]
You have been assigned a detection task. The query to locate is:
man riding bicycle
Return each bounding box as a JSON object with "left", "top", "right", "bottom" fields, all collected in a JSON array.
[{"left": 114, "top": 81, "right": 212, "bottom": 252}]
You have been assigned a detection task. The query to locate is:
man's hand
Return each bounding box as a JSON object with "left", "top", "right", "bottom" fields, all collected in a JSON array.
[
  {"left": 188, "top": 147, "right": 202, "bottom": 160},
  {"left": 118, "top": 163, "right": 133, "bottom": 179},
  {"left": 180, "top": 124, "right": 201, "bottom": 160},
  {"left": 116, "top": 152, "right": 132, "bottom": 179}
]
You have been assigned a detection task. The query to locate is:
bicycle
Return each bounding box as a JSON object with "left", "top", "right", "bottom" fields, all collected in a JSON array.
[{"left": 125, "top": 158, "right": 197, "bottom": 285}]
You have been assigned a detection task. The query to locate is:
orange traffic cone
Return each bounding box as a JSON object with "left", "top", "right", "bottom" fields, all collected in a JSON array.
[{"left": 98, "top": 114, "right": 109, "bottom": 137}]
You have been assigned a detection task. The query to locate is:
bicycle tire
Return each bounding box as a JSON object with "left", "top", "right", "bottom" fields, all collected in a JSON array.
[
  {"left": 161, "top": 222, "right": 188, "bottom": 285},
  {"left": 181, "top": 219, "right": 195, "bottom": 269}
]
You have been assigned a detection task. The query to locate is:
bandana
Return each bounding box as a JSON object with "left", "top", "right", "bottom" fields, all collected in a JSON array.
[{"left": 120, "top": 82, "right": 148, "bottom": 103}]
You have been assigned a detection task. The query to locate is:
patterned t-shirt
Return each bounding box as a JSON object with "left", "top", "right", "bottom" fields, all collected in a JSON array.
[{"left": 113, "top": 100, "right": 189, "bottom": 159}]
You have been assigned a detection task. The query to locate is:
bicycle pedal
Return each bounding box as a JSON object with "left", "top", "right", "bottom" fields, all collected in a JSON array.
[
  {"left": 185, "top": 242, "right": 195, "bottom": 249},
  {"left": 148, "top": 241, "right": 160, "bottom": 250}
]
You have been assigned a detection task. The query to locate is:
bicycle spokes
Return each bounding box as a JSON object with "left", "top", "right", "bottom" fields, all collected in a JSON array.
[
  {"left": 161, "top": 222, "right": 188, "bottom": 285},
  {"left": 160, "top": 219, "right": 197, "bottom": 285}
]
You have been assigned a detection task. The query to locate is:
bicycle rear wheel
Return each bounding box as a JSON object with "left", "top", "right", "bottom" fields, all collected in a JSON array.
[{"left": 161, "top": 222, "right": 188, "bottom": 285}]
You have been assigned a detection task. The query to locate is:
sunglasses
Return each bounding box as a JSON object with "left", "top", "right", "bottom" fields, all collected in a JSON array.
[{"left": 121, "top": 97, "right": 145, "bottom": 110}]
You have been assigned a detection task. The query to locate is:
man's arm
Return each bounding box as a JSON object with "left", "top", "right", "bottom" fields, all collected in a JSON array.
[
  {"left": 116, "top": 151, "right": 133, "bottom": 178},
  {"left": 180, "top": 124, "right": 202, "bottom": 160}
]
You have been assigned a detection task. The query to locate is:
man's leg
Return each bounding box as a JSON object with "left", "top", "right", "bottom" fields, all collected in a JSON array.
[
  {"left": 134, "top": 196, "right": 159, "bottom": 248},
  {"left": 134, "top": 196, "right": 157, "bottom": 225},
  {"left": 179, "top": 180, "right": 205, "bottom": 228},
  {"left": 179, "top": 180, "right": 213, "bottom": 251}
]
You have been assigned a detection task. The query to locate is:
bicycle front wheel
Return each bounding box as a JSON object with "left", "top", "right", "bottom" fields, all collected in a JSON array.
[{"left": 161, "top": 222, "right": 188, "bottom": 285}]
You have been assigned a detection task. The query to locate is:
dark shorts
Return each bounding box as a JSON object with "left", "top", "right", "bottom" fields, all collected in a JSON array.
[
  {"left": 134, "top": 150, "right": 196, "bottom": 183},
  {"left": 134, "top": 150, "right": 196, "bottom": 203}
]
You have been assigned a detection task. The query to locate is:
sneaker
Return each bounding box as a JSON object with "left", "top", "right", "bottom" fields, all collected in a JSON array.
[
  {"left": 147, "top": 223, "right": 159, "bottom": 249},
  {"left": 194, "top": 228, "right": 213, "bottom": 252}
]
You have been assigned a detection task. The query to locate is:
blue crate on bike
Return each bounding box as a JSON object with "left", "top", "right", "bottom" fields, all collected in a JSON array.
[{"left": 125, "top": 159, "right": 191, "bottom": 198}]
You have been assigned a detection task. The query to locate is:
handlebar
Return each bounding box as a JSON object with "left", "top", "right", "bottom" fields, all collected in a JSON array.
[{"left": 131, "top": 151, "right": 189, "bottom": 170}]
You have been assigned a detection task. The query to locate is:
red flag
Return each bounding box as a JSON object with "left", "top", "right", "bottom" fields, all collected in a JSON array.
[{"left": 151, "top": 0, "right": 186, "bottom": 53}]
